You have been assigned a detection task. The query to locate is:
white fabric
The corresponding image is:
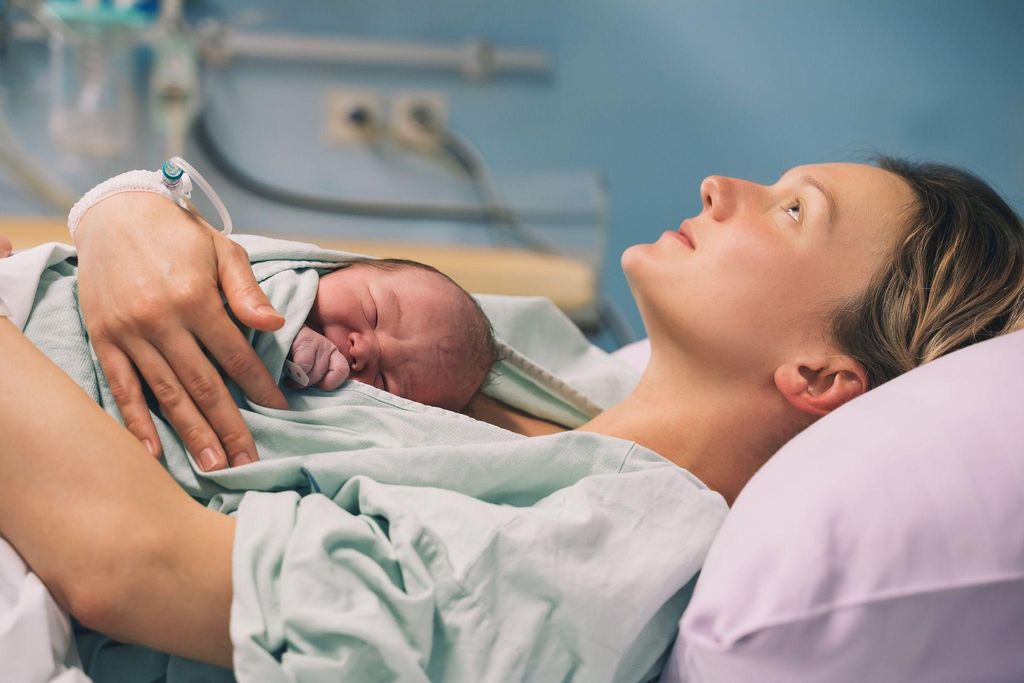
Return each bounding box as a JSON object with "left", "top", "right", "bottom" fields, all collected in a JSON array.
[
  {"left": 0, "top": 539, "right": 91, "bottom": 682},
  {"left": 667, "top": 329, "right": 1024, "bottom": 683},
  {"left": 0, "top": 242, "right": 78, "bottom": 330},
  {"left": 0, "top": 293, "right": 10, "bottom": 318},
  {"left": 66, "top": 169, "right": 190, "bottom": 240}
]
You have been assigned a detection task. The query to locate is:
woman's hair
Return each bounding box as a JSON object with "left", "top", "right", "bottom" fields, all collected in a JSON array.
[{"left": 831, "top": 156, "right": 1024, "bottom": 389}]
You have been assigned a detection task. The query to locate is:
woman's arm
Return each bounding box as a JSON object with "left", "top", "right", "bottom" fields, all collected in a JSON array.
[
  {"left": 0, "top": 318, "right": 235, "bottom": 667},
  {"left": 74, "top": 192, "right": 289, "bottom": 470}
]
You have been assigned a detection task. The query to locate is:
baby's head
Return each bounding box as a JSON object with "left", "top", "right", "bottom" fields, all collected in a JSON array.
[{"left": 307, "top": 258, "right": 498, "bottom": 411}]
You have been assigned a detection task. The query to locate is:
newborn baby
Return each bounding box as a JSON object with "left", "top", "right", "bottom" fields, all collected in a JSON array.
[{"left": 287, "top": 258, "right": 498, "bottom": 412}]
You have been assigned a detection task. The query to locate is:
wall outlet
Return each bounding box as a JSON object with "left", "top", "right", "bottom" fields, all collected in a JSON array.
[
  {"left": 325, "top": 87, "right": 383, "bottom": 146},
  {"left": 391, "top": 90, "right": 448, "bottom": 151}
]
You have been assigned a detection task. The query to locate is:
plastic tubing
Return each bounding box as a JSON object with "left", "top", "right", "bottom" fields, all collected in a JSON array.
[{"left": 165, "top": 155, "right": 234, "bottom": 235}]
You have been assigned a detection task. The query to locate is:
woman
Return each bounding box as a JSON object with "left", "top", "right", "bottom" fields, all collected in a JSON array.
[{"left": 1, "top": 157, "right": 1022, "bottom": 676}]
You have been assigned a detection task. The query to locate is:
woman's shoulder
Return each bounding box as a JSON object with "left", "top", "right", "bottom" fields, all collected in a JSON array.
[{"left": 621, "top": 440, "right": 729, "bottom": 502}]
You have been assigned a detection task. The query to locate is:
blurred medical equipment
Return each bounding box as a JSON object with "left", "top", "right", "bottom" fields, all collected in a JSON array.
[
  {"left": 191, "top": 111, "right": 552, "bottom": 249},
  {"left": 4, "top": 0, "right": 551, "bottom": 160},
  {"left": 0, "top": 94, "right": 76, "bottom": 211},
  {"left": 0, "top": 1, "right": 635, "bottom": 345},
  {"left": 43, "top": 1, "right": 145, "bottom": 158}
]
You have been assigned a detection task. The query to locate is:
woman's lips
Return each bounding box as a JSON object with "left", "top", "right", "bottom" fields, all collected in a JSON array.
[
  {"left": 663, "top": 230, "right": 693, "bottom": 249},
  {"left": 665, "top": 224, "right": 695, "bottom": 249},
  {"left": 678, "top": 220, "right": 697, "bottom": 249}
]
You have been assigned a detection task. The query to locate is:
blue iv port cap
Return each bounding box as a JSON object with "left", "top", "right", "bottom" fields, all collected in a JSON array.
[{"left": 161, "top": 161, "right": 184, "bottom": 181}]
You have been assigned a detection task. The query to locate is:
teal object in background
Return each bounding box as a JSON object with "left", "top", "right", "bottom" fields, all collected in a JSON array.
[{"left": 0, "top": 0, "right": 1021, "bottom": 340}]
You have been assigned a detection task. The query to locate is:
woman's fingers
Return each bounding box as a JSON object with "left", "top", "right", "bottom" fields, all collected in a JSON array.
[
  {"left": 196, "top": 308, "right": 288, "bottom": 412},
  {"left": 93, "top": 340, "right": 163, "bottom": 459},
  {"left": 289, "top": 336, "right": 320, "bottom": 378},
  {"left": 214, "top": 237, "right": 283, "bottom": 331},
  {"left": 0, "top": 232, "right": 11, "bottom": 257},
  {"left": 211, "top": 236, "right": 289, "bottom": 410},
  {"left": 152, "top": 331, "right": 261, "bottom": 469},
  {"left": 125, "top": 340, "right": 229, "bottom": 472}
]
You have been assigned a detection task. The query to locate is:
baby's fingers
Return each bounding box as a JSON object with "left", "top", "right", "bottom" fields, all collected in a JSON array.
[
  {"left": 289, "top": 341, "right": 320, "bottom": 377},
  {"left": 291, "top": 339, "right": 334, "bottom": 387},
  {"left": 317, "top": 349, "right": 350, "bottom": 391}
]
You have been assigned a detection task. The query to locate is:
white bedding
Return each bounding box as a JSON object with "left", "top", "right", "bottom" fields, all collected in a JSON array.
[{"left": 0, "top": 538, "right": 90, "bottom": 682}]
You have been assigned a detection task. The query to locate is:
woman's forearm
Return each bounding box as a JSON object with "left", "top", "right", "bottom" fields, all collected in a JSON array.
[{"left": 0, "top": 318, "right": 235, "bottom": 667}]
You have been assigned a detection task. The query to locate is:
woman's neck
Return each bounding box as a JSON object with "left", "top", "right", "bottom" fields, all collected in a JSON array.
[{"left": 578, "top": 362, "right": 802, "bottom": 505}]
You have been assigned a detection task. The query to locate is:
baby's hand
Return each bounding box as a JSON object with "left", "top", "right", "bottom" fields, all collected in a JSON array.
[{"left": 287, "top": 325, "right": 350, "bottom": 390}]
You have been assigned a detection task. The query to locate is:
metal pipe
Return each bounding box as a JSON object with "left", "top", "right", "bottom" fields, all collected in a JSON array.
[
  {"left": 10, "top": 16, "right": 550, "bottom": 80},
  {"left": 200, "top": 27, "right": 550, "bottom": 79}
]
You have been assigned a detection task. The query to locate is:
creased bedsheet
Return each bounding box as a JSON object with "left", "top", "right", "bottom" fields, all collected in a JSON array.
[{"left": 0, "top": 236, "right": 728, "bottom": 682}]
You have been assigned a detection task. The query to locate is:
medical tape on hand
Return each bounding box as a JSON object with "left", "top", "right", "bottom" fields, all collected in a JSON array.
[{"left": 67, "top": 169, "right": 190, "bottom": 241}]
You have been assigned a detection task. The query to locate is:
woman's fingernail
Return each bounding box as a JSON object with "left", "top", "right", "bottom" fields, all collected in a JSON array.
[
  {"left": 231, "top": 452, "right": 254, "bottom": 467},
  {"left": 143, "top": 439, "right": 159, "bottom": 458},
  {"left": 198, "top": 447, "right": 221, "bottom": 471},
  {"left": 258, "top": 304, "right": 282, "bottom": 318}
]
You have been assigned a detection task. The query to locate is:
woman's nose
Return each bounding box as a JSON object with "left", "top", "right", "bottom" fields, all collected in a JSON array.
[{"left": 700, "top": 175, "right": 739, "bottom": 222}]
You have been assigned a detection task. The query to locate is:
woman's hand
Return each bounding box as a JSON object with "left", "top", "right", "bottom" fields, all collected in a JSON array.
[
  {"left": 74, "top": 192, "right": 289, "bottom": 471},
  {"left": 0, "top": 231, "right": 11, "bottom": 257}
]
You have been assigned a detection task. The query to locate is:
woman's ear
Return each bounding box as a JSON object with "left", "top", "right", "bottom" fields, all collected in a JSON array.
[{"left": 773, "top": 355, "right": 869, "bottom": 417}]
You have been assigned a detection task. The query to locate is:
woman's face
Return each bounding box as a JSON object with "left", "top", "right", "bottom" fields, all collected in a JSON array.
[{"left": 622, "top": 163, "right": 915, "bottom": 377}]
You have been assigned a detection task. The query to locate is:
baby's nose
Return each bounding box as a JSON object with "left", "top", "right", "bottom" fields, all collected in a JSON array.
[{"left": 348, "top": 331, "right": 378, "bottom": 372}]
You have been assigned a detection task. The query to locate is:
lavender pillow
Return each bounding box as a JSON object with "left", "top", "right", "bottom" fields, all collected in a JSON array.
[
  {"left": 613, "top": 339, "right": 651, "bottom": 373},
  {"left": 662, "top": 329, "right": 1024, "bottom": 682}
]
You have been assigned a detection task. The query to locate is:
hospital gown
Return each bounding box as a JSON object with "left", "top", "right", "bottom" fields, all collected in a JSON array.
[{"left": 0, "top": 236, "right": 728, "bottom": 683}]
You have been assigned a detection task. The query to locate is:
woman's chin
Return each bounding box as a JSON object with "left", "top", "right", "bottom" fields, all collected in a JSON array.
[{"left": 620, "top": 243, "right": 655, "bottom": 284}]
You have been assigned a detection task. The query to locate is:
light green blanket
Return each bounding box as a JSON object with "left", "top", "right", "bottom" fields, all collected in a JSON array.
[{"left": 13, "top": 236, "right": 728, "bottom": 683}]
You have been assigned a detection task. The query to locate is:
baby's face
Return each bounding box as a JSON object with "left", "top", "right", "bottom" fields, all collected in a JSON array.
[{"left": 306, "top": 264, "right": 478, "bottom": 410}]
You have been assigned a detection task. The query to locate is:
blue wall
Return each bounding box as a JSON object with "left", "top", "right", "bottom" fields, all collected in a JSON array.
[{"left": 2, "top": 0, "right": 1022, "bottom": 339}]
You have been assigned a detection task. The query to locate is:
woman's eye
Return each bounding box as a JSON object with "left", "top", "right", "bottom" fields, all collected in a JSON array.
[{"left": 784, "top": 201, "right": 801, "bottom": 222}]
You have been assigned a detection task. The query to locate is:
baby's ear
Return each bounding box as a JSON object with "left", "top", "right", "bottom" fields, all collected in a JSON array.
[{"left": 773, "top": 354, "right": 869, "bottom": 417}]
